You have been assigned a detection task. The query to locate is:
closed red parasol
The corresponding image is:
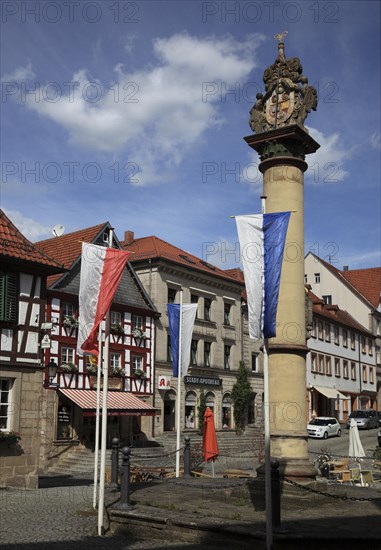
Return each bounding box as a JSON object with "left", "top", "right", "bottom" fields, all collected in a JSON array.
[{"left": 203, "top": 407, "right": 219, "bottom": 464}]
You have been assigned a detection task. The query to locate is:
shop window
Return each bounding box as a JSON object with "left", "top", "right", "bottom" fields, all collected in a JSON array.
[
  {"left": 57, "top": 400, "right": 73, "bottom": 439},
  {"left": 0, "top": 272, "right": 17, "bottom": 323},
  {"left": 184, "top": 392, "right": 197, "bottom": 429},
  {"left": 0, "top": 378, "right": 12, "bottom": 431},
  {"left": 222, "top": 394, "right": 232, "bottom": 428},
  {"left": 205, "top": 392, "right": 215, "bottom": 412}
]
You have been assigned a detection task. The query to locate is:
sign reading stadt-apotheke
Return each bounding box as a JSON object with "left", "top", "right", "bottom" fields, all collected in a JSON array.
[{"left": 184, "top": 376, "right": 222, "bottom": 387}]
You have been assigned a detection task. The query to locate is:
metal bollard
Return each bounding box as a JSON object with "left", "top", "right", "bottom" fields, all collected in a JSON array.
[
  {"left": 109, "top": 437, "right": 120, "bottom": 491},
  {"left": 114, "top": 446, "right": 133, "bottom": 510},
  {"left": 183, "top": 435, "right": 191, "bottom": 478},
  {"left": 271, "top": 458, "right": 281, "bottom": 530}
]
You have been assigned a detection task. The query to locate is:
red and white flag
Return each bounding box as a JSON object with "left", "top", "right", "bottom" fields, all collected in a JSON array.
[{"left": 77, "top": 243, "right": 130, "bottom": 356}]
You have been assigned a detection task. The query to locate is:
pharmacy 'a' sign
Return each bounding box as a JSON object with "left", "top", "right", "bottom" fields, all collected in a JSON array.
[{"left": 158, "top": 375, "right": 171, "bottom": 389}]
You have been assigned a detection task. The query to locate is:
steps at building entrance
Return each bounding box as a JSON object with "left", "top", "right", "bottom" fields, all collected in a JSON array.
[{"left": 43, "top": 427, "right": 263, "bottom": 478}]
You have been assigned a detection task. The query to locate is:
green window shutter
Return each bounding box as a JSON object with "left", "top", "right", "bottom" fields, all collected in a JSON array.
[{"left": 0, "top": 272, "right": 17, "bottom": 322}]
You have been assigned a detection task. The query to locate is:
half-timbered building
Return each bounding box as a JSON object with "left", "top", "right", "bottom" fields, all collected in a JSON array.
[
  {"left": 0, "top": 210, "right": 64, "bottom": 488},
  {"left": 36, "top": 222, "right": 158, "bottom": 454}
]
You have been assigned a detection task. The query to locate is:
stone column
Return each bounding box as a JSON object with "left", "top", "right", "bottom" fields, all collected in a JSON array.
[{"left": 245, "top": 125, "right": 320, "bottom": 478}]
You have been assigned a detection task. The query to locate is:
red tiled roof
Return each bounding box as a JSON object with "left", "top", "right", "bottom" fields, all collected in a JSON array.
[
  {"left": 307, "top": 289, "right": 372, "bottom": 335},
  {"left": 123, "top": 235, "right": 244, "bottom": 285},
  {"left": 36, "top": 222, "right": 107, "bottom": 286},
  {"left": 341, "top": 268, "right": 381, "bottom": 309},
  {"left": 311, "top": 254, "right": 381, "bottom": 309},
  {"left": 0, "top": 209, "right": 64, "bottom": 272}
]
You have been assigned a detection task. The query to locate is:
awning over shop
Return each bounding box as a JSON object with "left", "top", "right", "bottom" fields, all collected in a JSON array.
[
  {"left": 58, "top": 388, "right": 156, "bottom": 417},
  {"left": 314, "top": 386, "right": 348, "bottom": 400}
]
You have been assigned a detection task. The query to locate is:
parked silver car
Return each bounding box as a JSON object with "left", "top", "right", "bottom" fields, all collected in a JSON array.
[
  {"left": 307, "top": 417, "right": 341, "bottom": 439},
  {"left": 345, "top": 410, "right": 378, "bottom": 430}
]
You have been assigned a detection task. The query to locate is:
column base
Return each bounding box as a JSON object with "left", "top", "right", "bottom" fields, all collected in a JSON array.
[{"left": 257, "top": 458, "right": 318, "bottom": 480}]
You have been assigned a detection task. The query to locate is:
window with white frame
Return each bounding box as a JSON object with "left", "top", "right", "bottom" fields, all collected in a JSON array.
[
  {"left": 362, "top": 365, "right": 367, "bottom": 383},
  {"left": 369, "top": 367, "right": 374, "bottom": 384},
  {"left": 343, "top": 360, "right": 349, "bottom": 378},
  {"left": 334, "top": 358, "right": 340, "bottom": 377},
  {"left": 350, "top": 332, "right": 356, "bottom": 350},
  {"left": 62, "top": 302, "right": 75, "bottom": 317},
  {"left": 318, "top": 321, "right": 323, "bottom": 340},
  {"left": 361, "top": 336, "right": 366, "bottom": 353},
  {"left": 322, "top": 295, "right": 332, "bottom": 305},
  {"left": 311, "top": 353, "right": 317, "bottom": 373},
  {"left": 61, "top": 347, "right": 75, "bottom": 365},
  {"left": 334, "top": 326, "right": 339, "bottom": 345},
  {"left": 251, "top": 353, "right": 258, "bottom": 372},
  {"left": 110, "top": 352, "right": 121, "bottom": 369},
  {"left": 132, "top": 355, "right": 144, "bottom": 371},
  {"left": 204, "top": 341, "right": 211, "bottom": 367},
  {"left": 0, "top": 379, "right": 12, "bottom": 431},
  {"left": 110, "top": 310, "right": 122, "bottom": 326},
  {"left": 326, "top": 357, "right": 332, "bottom": 376},
  {"left": 314, "top": 273, "right": 320, "bottom": 283},
  {"left": 342, "top": 329, "right": 348, "bottom": 348},
  {"left": 318, "top": 355, "right": 325, "bottom": 374},
  {"left": 132, "top": 314, "right": 143, "bottom": 330},
  {"left": 224, "top": 344, "right": 231, "bottom": 370},
  {"left": 368, "top": 339, "right": 373, "bottom": 356},
  {"left": 351, "top": 362, "right": 356, "bottom": 380},
  {"left": 324, "top": 323, "right": 330, "bottom": 342}
]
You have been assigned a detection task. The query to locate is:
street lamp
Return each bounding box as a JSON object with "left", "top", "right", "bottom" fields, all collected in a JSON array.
[{"left": 44, "top": 359, "right": 59, "bottom": 388}]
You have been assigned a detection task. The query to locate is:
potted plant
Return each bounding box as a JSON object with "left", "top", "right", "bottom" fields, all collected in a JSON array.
[
  {"left": 62, "top": 315, "right": 79, "bottom": 328},
  {"left": 111, "top": 323, "right": 124, "bottom": 335},
  {"left": 86, "top": 364, "right": 98, "bottom": 375},
  {"left": 132, "top": 327, "right": 146, "bottom": 346},
  {"left": 60, "top": 362, "right": 78, "bottom": 373},
  {"left": 110, "top": 366, "right": 124, "bottom": 377},
  {"left": 0, "top": 431, "right": 21, "bottom": 445},
  {"left": 134, "top": 368, "right": 147, "bottom": 379}
]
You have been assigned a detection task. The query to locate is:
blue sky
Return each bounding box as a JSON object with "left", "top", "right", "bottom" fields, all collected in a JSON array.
[{"left": 1, "top": 0, "right": 380, "bottom": 270}]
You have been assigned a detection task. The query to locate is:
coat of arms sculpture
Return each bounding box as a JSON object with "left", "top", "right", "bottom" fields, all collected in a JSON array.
[{"left": 250, "top": 32, "right": 318, "bottom": 134}]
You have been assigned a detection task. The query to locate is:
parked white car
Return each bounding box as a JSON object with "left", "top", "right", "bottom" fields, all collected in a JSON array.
[{"left": 307, "top": 417, "right": 341, "bottom": 439}]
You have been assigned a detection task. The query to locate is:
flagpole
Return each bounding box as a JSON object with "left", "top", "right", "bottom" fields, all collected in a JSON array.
[
  {"left": 175, "top": 289, "right": 183, "bottom": 478},
  {"left": 98, "top": 228, "right": 113, "bottom": 536},
  {"left": 93, "top": 331, "right": 102, "bottom": 510},
  {"left": 261, "top": 195, "right": 273, "bottom": 550}
]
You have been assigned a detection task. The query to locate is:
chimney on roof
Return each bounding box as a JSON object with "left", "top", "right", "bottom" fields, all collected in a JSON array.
[
  {"left": 124, "top": 230, "right": 134, "bottom": 245},
  {"left": 343, "top": 265, "right": 349, "bottom": 271}
]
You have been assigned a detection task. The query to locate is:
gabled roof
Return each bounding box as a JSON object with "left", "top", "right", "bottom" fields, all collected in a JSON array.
[
  {"left": 123, "top": 235, "right": 244, "bottom": 286},
  {"left": 307, "top": 289, "right": 373, "bottom": 336},
  {"left": 0, "top": 209, "right": 64, "bottom": 273},
  {"left": 36, "top": 222, "right": 107, "bottom": 286},
  {"left": 36, "top": 222, "right": 156, "bottom": 312},
  {"left": 307, "top": 252, "right": 381, "bottom": 309}
]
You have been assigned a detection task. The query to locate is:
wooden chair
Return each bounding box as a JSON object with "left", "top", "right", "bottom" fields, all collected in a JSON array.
[
  {"left": 361, "top": 470, "right": 375, "bottom": 487},
  {"left": 336, "top": 470, "right": 352, "bottom": 485}
]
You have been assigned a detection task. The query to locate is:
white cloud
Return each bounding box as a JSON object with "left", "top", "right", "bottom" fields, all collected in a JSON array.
[
  {"left": 13, "top": 32, "right": 264, "bottom": 185},
  {"left": 305, "top": 127, "right": 353, "bottom": 184},
  {"left": 370, "top": 132, "right": 381, "bottom": 150},
  {"left": 3, "top": 209, "right": 51, "bottom": 241},
  {"left": 1, "top": 62, "right": 35, "bottom": 82}
]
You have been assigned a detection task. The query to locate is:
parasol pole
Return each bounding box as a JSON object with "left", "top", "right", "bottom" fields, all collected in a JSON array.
[
  {"left": 175, "top": 289, "right": 183, "bottom": 478},
  {"left": 261, "top": 195, "right": 273, "bottom": 550}
]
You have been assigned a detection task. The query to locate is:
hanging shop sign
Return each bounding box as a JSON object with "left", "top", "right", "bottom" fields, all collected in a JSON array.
[{"left": 158, "top": 375, "right": 171, "bottom": 389}]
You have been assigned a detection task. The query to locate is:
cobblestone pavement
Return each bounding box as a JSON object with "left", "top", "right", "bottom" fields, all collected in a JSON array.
[{"left": 0, "top": 483, "right": 223, "bottom": 550}]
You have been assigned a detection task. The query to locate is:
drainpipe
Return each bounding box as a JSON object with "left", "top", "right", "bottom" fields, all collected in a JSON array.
[{"left": 358, "top": 333, "right": 362, "bottom": 409}]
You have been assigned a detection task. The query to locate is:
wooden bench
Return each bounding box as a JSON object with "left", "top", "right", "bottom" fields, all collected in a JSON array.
[{"left": 223, "top": 469, "right": 252, "bottom": 478}]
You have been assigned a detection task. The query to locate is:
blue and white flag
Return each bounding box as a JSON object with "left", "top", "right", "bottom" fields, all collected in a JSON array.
[
  {"left": 236, "top": 212, "right": 291, "bottom": 340},
  {"left": 167, "top": 304, "right": 198, "bottom": 377}
]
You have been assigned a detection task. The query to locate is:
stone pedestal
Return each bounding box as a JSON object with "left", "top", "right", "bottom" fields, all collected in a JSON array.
[{"left": 245, "top": 125, "right": 320, "bottom": 478}]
